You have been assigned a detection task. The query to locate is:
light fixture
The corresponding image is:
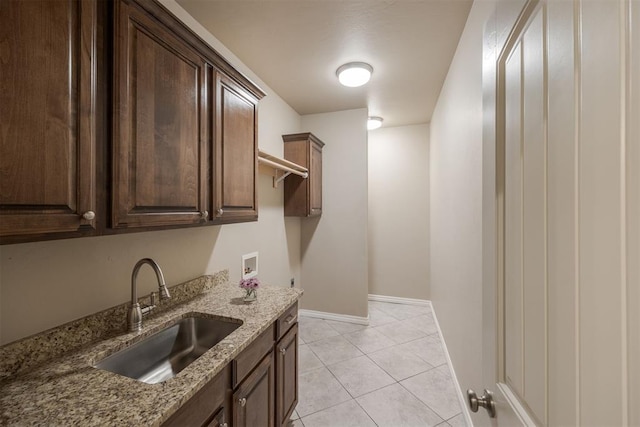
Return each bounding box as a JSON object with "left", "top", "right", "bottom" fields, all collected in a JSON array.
[
  {"left": 367, "top": 116, "right": 383, "bottom": 130},
  {"left": 336, "top": 62, "right": 373, "bottom": 87}
]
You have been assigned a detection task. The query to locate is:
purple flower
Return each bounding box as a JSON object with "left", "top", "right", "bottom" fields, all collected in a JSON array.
[{"left": 239, "top": 277, "right": 261, "bottom": 290}]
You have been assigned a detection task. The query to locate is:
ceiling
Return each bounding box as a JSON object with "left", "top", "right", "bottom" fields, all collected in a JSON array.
[{"left": 176, "top": 0, "right": 473, "bottom": 128}]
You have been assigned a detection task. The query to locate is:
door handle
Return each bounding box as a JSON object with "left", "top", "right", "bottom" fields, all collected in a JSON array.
[{"left": 467, "top": 389, "right": 496, "bottom": 418}]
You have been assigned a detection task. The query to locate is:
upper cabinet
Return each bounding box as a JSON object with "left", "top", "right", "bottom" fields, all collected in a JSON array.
[
  {"left": 0, "top": 0, "right": 98, "bottom": 241},
  {"left": 214, "top": 73, "right": 259, "bottom": 223},
  {"left": 112, "top": 0, "right": 209, "bottom": 228},
  {"left": 0, "top": 0, "right": 265, "bottom": 244},
  {"left": 283, "top": 133, "right": 325, "bottom": 217}
]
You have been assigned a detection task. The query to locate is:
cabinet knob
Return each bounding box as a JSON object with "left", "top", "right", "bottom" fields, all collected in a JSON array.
[
  {"left": 280, "top": 347, "right": 286, "bottom": 355},
  {"left": 239, "top": 397, "right": 247, "bottom": 407},
  {"left": 82, "top": 211, "right": 96, "bottom": 221},
  {"left": 201, "top": 210, "right": 208, "bottom": 220},
  {"left": 217, "top": 208, "right": 224, "bottom": 216},
  {"left": 221, "top": 424, "right": 228, "bottom": 427}
]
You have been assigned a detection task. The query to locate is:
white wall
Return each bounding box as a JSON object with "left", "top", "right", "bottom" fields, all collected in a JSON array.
[
  {"left": 368, "top": 124, "right": 429, "bottom": 300},
  {"left": 299, "top": 109, "right": 370, "bottom": 319},
  {"left": 429, "top": 0, "right": 495, "bottom": 401},
  {"left": 0, "top": 0, "right": 301, "bottom": 345}
]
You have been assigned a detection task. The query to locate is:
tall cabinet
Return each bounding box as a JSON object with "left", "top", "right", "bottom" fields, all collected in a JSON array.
[
  {"left": 283, "top": 133, "right": 325, "bottom": 217},
  {"left": 0, "top": 0, "right": 98, "bottom": 240}
]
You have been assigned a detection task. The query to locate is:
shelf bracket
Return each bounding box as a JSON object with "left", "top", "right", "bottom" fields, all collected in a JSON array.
[{"left": 258, "top": 149, "right": 309, "bottom": 188}]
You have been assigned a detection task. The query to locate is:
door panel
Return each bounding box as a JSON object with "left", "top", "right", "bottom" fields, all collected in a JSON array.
[
  {"left": 579, "top": 1, "right": 625, "bottom": 424},
  {"left": 629, "top": 3, "right": 640, "bottom": 425},
  {"left": 504, "top": 42, "right": 524, "bottom": 398},
  {"left": 520, "top": 9, "right": 546, "bottom": 423},
  {"left": 214, "top": 72, "right": 259, "bottom": 222},
  {"left": 545, "top": 0, "right": 577, "bottom": 424},
  {"left": 485, "top": 0, "right": 639, "bottom": 425},
  {"left": 113, "top": 0, "right": 208, "bottom": 228},
  {"left": 0, "top": 0, "right": 97, "bottom": 238}
]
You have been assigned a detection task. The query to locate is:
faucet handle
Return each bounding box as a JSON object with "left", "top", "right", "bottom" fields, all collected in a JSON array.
[{"left": 149, "top": 292, "right": 158, "bottom": 307}]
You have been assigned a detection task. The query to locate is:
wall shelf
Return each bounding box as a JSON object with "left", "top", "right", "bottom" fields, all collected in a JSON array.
[{"left": 258, "top": 149, "right": 308, "bottom": 188}]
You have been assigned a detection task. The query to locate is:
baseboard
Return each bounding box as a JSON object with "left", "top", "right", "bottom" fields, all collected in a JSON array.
[
  {"left": 298, "top": 309, "right": 370, "bottom": 325},
  {"left": 368, "top": 293, "right": 430, "bottom": 307},
  {"left": 430, "top": 301, "right": 474, "bottom": 426}
]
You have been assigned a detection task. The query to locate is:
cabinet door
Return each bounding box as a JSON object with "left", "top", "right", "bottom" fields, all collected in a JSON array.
[
  {"left": 112, "top": 0, "right": 209, "bottom": 229},
  {"left": 0, "top": 0, "right": 97, "bottom": 240},
  {"left": 214, "top": 72, "right": 258, "bottom": 223},
  {"left": 162, "top": 365, "right": 231, "bottom": 427},
  {"left": 233, "top": 351, "right": 274, "bottom": 427},
  {"left": 309, "top": 142, "right": 323, "bottom": 216},
  {"left": 276, "top": 323, "right": 298, "bottom": 427}
]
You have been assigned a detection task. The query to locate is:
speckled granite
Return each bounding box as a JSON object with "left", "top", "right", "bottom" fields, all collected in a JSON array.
[
  {"left": 0, "top": 274, "right": 302, "bottom": 426},
  {"left": 0, "top": 271, "right": 228, "bottom": 380}
]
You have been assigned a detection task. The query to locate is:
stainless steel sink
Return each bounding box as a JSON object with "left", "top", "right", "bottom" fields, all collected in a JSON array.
[{"left": 94, "top": 315, "right": 242, "bottom": 384}]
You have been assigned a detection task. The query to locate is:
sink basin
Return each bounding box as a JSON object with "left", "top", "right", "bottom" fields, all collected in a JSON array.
[{"left": 94, "top": 315, "right": 242, "bottom": 384}]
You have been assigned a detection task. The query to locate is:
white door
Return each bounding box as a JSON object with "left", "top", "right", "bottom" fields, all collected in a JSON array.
[{"left": 478, "top": 0, "right": 640, "bottom": 425}]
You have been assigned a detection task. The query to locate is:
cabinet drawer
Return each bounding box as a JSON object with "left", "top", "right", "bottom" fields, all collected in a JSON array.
[
  {"left": 233, "top": 324, "right": 274, "bottom": 388},
  {"left": 276, "top": 302, "right": 298, "bottom": 341}
]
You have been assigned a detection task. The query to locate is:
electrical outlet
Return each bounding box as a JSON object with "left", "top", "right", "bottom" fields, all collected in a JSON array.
[{"left": 290, "top": 278, "right": 295, "bottom": 288}]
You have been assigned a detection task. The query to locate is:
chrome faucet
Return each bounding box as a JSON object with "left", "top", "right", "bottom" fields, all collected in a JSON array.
[{"left": 128, "top": 258, "right": 171, "bottom": 332}]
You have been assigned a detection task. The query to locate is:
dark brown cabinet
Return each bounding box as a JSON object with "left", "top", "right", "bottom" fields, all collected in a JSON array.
[
  {"left": 163, "top": 365, "right": 232, "bottom": 427},
  {"left": 0, "top": 0, "right": 98, "bottom": 240},
  {"left": 283, "top": 133, "right": 325, "bottom": 217},
  {"left": 112, "top": 0, "right": 209, "bottom": 229},
  {"left": 276, "top": 323, "right": 298, "bottom": 427},
  {"left": 1, "top": 0, "right": 265, "bottom": 244},
  {"left": 233, "top": 352, "right": 275, "bottom": 427},
  {"left": 214, "top": 72, "right": 259, "bottom": 223}
]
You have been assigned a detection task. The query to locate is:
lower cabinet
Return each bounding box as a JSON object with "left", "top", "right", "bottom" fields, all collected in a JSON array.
[
  {"left": 161, "top": 302, "right": 298, "bottom": 427},
  {"left": 276, "top": 324, "right": 298, "bottom": 427},
  {"left": 163, "top": 364, "right": 232, "bottom": 427},
  {"left": 233, "top": 352, "right": 275, "bottom": 427}
]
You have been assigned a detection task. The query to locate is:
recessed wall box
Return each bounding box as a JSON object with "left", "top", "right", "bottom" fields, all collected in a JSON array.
[{"left": 242, "top": 252, "right": 258, "bottom": 279}]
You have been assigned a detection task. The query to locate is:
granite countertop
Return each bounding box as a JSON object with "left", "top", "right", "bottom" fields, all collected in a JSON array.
[{"left": 0, "top": 275, "right": 302, "bottom": 426}]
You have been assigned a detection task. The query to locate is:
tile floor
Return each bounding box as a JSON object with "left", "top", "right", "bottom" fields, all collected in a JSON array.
[{"left": 290, "top": 301, "right": 467, "bottom": 427}]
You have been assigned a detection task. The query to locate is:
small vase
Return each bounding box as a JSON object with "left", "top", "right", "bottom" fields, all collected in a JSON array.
[{"left": 243, "top": 288, "right": 257, "bottom": 303}]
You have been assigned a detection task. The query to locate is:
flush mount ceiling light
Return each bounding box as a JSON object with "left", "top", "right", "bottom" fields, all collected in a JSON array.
[
  {"left": 367, "top": 116, "right": 383, "bottom": 130},
  {"left": 336, "top": 62, "right": 373, "bottom": 87}
]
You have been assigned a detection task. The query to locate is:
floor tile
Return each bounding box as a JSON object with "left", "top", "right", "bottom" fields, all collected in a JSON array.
[
  {"left": 291, "top": 409, "right": 300, "bottom": 420},
  {"left": 307, "top": 335, "right": 364, "bottom": 366},
  {"left": 447, "top": 413, "right": 467, "bottom": 427},
  {"left": 396, "top": 336, "right": 445, "bottom": 366},
  {"left": 296, "top": 367, "right": 352, "bottom": 417},
  {"left": 290, "top": 419, "right": 304, "bottom": 427},
  {"left": 343, "top": 328, "right": 396, "bottom": 354},
  {"left": 401, "top": 369, "right": 462, "bottom": 420},
  {"left": 436, "top": 364, "right": 452, "bottom": 377},
  {"left": 367, "top": 308, "right": 398, "bottom": 327},
  {"left": 356, "top": 383, "right": 444, "bottom": 426},
  {"left": 414, "top": 334, "right": 447, "bottom": 366},
  {"left": 368, "top": 345, "right": 434, "bottom": 381},
  {"left": 325, "top": 319, "right": 367, "bottom": 334},
  {"left": 327, "top": 355, "right": 396, "bottom": 397},
  {"left": 373, "top": 302, "right": 428, "bottom": 320},
  {"left": 300, "top": 399, "right": 376, "bottom": 427},
  {"left": 299, "top": 344, "right": 324, "bottom": 373},
  {"left": 374, "top": 322, "right": 428, "bottom": 344},
  {"left": 402, "top": 314, "right": 439, "bottom": 335},
  {"left": 298, "top": 317, "right": 340, "bottom": 343}
]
